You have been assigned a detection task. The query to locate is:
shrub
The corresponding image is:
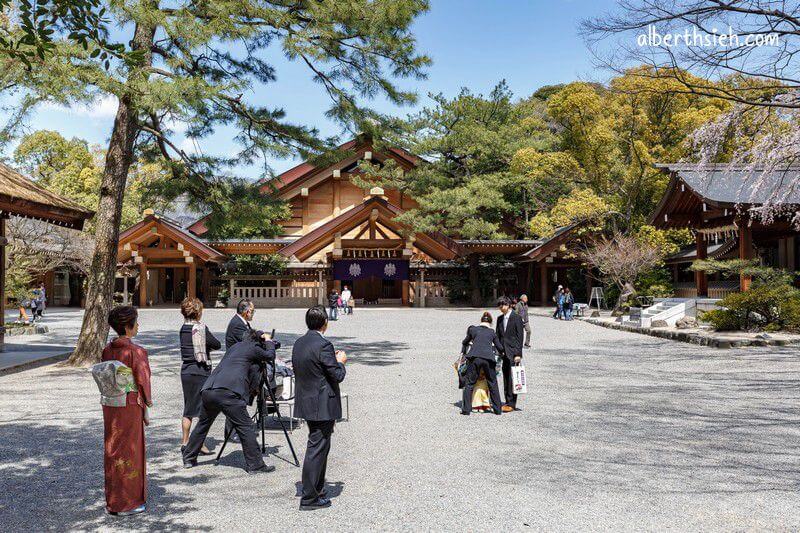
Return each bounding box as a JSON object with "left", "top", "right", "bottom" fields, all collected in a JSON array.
[
  {"left": 704, "top": 284, "right": 800, "bottom": 331},
  {"left": 701, "top": 309, "right": 741, "bottom": 331}
]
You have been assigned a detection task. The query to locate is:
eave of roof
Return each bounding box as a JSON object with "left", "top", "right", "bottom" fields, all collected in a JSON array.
[{"left": 0, "top": 163, "right": 94, "bottom": 229}]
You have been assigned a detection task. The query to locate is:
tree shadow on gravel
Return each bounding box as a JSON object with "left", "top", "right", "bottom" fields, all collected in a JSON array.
[
  {"left": 0, "top": 417, "right": 216, "bottom": 531},
  {"left": 326, "top": 337, "right": 408, "bottom": 366}
]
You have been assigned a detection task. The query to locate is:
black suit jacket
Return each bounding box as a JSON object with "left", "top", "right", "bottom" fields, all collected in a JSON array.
[
  {"left": 202, "top": 338, "right": 276, "bottom": 399},
  {"left": 225, "top": 315, "right": 251, "bottom": 351},
  {"left": 496, "top": 311, "right": 524, "bottom": 360},
  {"left": 291, "top": 330, "right": 346, "bottom": 421},
  {"left": 461, "top": 324, "right": 503, "bottom": 361}
]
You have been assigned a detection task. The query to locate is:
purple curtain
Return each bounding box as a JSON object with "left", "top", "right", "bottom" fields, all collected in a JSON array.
[{"left": 333, "top": 259, "right": 409, "bottom": 280}]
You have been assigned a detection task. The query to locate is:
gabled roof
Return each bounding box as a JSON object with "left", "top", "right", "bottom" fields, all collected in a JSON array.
[
  {"left": 277, "top": 195, "right": 462, "bottom": 262},
  {"left": 655, "top": 164, "right": 800, "bottom": 205},
  {"left": 261, "top": 138, "right": 421, "bottom": 199},
  {"left": 665, "top": 238, "right": 737, "bottom": 264},
  {"left": 118, "top": 214, "right": 226, "bottom": 263},
  {"left": 517, "top": 223, "right": 582, "bottom": 262},
  {"left": 0, "top": 163, "right": 93, "bottom": 229}
]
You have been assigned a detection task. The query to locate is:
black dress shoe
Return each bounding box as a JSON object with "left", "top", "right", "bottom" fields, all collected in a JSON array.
[
  {"left": 247, "top": 464, "right": 276, "bottom": 475},
  {"left": 460, "top": 411, "right": 470, "bottom": 416},
  {"left": 299, "top": 498, "right": 331, "bottom": 511},
  {"left": 183, "top": 460, "right": 197, "bottom": 469}
]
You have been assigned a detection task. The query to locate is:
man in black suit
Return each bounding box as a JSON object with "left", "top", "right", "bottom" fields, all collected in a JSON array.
[
  {"left": 496, "top": 297, "right": 524, "bottom": 412},
  {"left": 183, "top": 329, "right": 277, "bottom": 474},
  {"left": 292, "top": 305, "right": 347, "bottom": 511},
  {"left": 225, "top": 298, "right": 255, "bottom": 350}
]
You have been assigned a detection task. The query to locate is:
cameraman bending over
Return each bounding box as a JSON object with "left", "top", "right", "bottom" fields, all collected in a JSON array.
[
  {"left": 293, "top": 305, "right": 347, "bottom": 510},
  {"left": 183, "top": 329, "right": 277, "bottom": 474}
]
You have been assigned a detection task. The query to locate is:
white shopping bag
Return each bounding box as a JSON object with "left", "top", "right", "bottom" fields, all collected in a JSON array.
[{"left": 511, "top": 365, "right": 527, "bottom": 394}]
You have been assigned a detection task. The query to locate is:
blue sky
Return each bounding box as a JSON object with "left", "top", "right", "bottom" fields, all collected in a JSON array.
[{"left": 11, "top": 0, "right": 617, "bottom": 178}]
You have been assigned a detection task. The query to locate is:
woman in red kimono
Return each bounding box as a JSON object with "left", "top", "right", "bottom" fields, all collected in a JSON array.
[{"left": 102, "top": 305, "right": 152, "bottom": 516}]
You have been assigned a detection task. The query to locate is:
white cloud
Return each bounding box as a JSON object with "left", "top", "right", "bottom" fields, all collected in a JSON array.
[{"left": 40, "top": 95, "right": 119, "bottom": 120}]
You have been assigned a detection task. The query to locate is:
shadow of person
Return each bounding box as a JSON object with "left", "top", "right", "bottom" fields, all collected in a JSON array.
[{"left": 294, "top": 480, "right": 345, "bottom": 499}]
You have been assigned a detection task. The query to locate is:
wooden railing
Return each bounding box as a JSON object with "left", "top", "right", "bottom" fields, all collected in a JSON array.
[
  {"left": 674, "top": 281, "right": 740, "bottom": 299},
  {"left": 231, "top": 285, "right": 319, "bottom": 306}
]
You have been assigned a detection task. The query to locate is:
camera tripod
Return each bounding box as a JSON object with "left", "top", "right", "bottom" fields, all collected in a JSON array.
[{"left": 215, "top": 362, "right": 299, "bottom": 467}]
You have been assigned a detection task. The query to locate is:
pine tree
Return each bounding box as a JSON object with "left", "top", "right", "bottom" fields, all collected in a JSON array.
[{"left": 6, "top": 0, "right": 430, "bottom": 365}]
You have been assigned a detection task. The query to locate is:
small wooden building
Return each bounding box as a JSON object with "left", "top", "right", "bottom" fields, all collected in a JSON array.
[
  {"left": 651, "top": 164, "right": 800, "bottom": 297},
  {"left": 0, "top": 163, "right": 93, "bottom": 349}
]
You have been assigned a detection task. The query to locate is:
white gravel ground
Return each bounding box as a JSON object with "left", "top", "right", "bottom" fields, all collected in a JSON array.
[{"left": 1, "top": 307, "right": 800, "bottom": 531}]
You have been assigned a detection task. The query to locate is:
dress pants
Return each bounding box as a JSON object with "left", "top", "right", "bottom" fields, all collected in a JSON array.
[
  {"left": 501, "top": 356, "right": 518, "bottom": 408},
  {"left": 301, "top": 420, "right": 335, "bottom": 505},
  {"left": 183, "top": 388, "right": 265, "bottom": 471},
  {"left": 462, "top": 357, "right": 502, "bottom": 414},
  {"left": 523, "top": 321, "right": 531, "bottom": 346}
]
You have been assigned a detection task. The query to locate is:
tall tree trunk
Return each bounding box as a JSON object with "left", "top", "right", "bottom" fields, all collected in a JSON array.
[
  {"left": 469, "top": 253, "right": 482, "bottom": 307},
  {"left": 67, "top": 21, "right": 156, "bottom": 366}
]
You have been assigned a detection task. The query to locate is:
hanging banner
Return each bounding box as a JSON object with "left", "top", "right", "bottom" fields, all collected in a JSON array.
[{"left": 333, "top": 259, "right": 409, "bottom": 280}]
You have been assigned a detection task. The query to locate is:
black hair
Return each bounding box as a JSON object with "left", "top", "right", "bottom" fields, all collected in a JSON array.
[
  {"left": 250, "top": 329, "right": 265, "bottom": 342},
  {"left": 237, "top": 298, "right": 253, "bottom": 315},
  {"left": 496, "top": 296, "right": 511, "bottom": 307},
  {"left": 108, "top": 305, "right": 138, "bottom": 336},
  {"left": 306, "top": 305, "right": 328, "bottom": 331}
]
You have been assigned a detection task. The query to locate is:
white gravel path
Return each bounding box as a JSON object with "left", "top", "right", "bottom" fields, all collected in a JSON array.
[{"left": 1, "top": 307, "right": 800, "bottom": 531}]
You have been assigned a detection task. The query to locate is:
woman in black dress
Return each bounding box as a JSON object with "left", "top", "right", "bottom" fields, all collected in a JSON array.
[{"left": 179, "top": 297, "right": 221, "bottom": 454}]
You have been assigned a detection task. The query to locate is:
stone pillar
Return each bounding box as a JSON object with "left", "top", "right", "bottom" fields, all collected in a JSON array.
[
  {"left": 139, "top": 261, "right": 148, "bottom": 307},
  {"left": 229, "top": 278, "right": 236, "bottom": 307},
  {"left": 469, "top": 254, "right": 481, "bottom": 307},
  {"left": 695, "top": 232, "right": 708, "bottom": 297},
  {"left": 122, "top": 276, "right": 129, "bottom": 305}
]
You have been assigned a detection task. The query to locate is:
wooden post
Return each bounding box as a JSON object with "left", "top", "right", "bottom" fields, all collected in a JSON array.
[
  {"left": 139, "top": 261, "right": 148, "bottom": 307},
  {"left": 469, "top": 254, "right": 481, "bottom": 307},
  {"left": 202, "top": 265, "right": 210, "bottom": 304},
  {"left": 188, "top": 260, "right": 197, "bottom": 300},
  {"left": 0, "top": 215, "right": 6, "bottom": 351},
  {"left": 318, "top": 269, "right": 325, "bottom": 305},
  {"left": 739, "top": 223, "right": 753, "bottom": 291},
  {"left": 540, "top": 263, "right": 548, "bottom": 306},
  {"left": 402, "top": 279, "right": 409, "bottom": 306},
  {"left": 695, "top": 232, "right": 708, "bottom": 297}
]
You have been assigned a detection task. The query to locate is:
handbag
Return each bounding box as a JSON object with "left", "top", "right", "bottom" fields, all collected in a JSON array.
[
  {"left": 453, "top": 354, "right": 468, "bottom": 376},
  {"left": 511, "top": 365, "right": 527, "bottom": 394}
]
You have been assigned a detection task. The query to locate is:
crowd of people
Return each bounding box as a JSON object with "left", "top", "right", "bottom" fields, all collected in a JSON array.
[
  {"left": 95, "top": 290, "right": 541, "bottom": 516},
  {"left": 327, "top": 285, "right": 353, "bottom": 320},
  {"left": 551, "top": 285, "right": 575, "bottom": 320},
  {"left": 15, "top": 283, "right": 46, "bottom": 324},
  {"left": 96, "top": 298, "right": 348, "bottom": 515}
]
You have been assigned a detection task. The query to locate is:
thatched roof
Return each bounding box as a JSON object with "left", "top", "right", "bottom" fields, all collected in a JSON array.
[{"left": 0, "top": 163, "right": 94, "bottom": 229}]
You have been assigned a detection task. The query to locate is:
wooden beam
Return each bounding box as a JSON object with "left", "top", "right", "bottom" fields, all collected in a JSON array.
[{"left": 137, "top": 248, "right": 186, "bottom": 259}]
